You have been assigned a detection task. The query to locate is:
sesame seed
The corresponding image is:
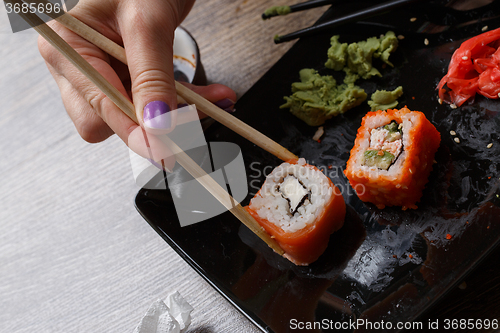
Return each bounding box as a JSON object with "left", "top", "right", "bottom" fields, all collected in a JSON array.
[
  {"left": 454, "top": 137, "right": 460, "bottom": 143},
  {"left": 450, "top": 130, "right": 456, "bottom": 136},
  {"left": 487, "top": 143, "right": 493, "bottom": 148},
  {"left": 482, "top": 25, "right": 488, "bottom": 31},
  {"left": 450, "top": 103, "right": 457, "bottom": 109},
  {"left": 438, "top": 98, "right": 443, "bottom": 104},
  {"left": 498, "top": 92, "right": 500, "bottom": 98},
  {"left": 458, "top": 281, "right": 467, "bottom": 290},
  {"left": 397, "top": 35, "right": 405, "bottom": 40},
  {"left": 424, "top": 38, "right": 429, "bottom": 45},
  {"left": 410, "top": 17, "right": 417, "bottom": 22},
  {"left": 462, "top": 56, "right": 468, "bottom": 60}
]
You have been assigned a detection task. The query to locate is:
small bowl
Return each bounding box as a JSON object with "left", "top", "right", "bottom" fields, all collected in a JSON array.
[{"left": 173, "top": 26, "right": 207, "bottom": 86}]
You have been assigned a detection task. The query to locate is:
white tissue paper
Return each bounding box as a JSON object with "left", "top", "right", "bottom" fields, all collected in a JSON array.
[{"left": 133, "top": 292, "right": 194, "bottom": 333}]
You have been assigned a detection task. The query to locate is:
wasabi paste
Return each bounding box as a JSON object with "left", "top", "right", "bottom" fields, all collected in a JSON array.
[
  {"left": 325, "top": 36, "right": 348, "bottom": 71},
  {"left": 325, "top": 31, "right": 399, "bottom": 80},
  {"left": 280, "top": 69, "right": 367, "bottom": 126},
  {"left": 263, "top": 6, "right": 291, "bottom": 18},
  {"left": 368, "top": 86, "right": 404, "bottom": 111}
]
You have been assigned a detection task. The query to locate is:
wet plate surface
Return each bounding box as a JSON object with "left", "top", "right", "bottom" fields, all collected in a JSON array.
[{"left": 136, "top": 1, "right": 500, "bottom": 332}]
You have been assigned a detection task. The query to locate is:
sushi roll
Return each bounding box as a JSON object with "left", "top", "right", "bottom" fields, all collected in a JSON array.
[
  {"left": 344, "top": 106, "right": 441, "bottom": 210},
  {"left": 246, "top": 158, "right": 346, "bottom": 265}
]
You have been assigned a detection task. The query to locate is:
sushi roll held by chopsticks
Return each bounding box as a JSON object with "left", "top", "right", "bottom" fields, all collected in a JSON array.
[
  {"left": 345, "top": 107, "right": 441, "bottom": 210},
  {"left": 246, "top": 158, "right": 346, "bottom": 266}
]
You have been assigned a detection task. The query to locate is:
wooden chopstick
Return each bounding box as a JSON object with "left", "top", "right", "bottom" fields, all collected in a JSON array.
[
  {"left": 11, "top": 0, "right": 285, "bottom": 256},
  {"left": 44, "top": 5, "right": 298, "bottom": 162},
  {"left": 35, "top": 0, "right": 128, "bottom": 64},
  {"left": 262, "top": 0, "right": 335, "bottom": 20},
  {"left": 274, "top": 0, "right": 423, "bottom": 43}
]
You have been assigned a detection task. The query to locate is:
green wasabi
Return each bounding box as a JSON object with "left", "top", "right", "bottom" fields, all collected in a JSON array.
[
  {"left": 263, "top": 6, "right": 291, "bottom": 18},
  {"left": 368, "top": 86, "right": 404, "bottom": 111},
  {"left": 325, "top": 31, "right": 399, "bottom": 80},
  {"left": 280, "top": 68, "right": 367, "bottom": 126},
  {"left": 325, "top": 36, "right": 348, "bottom": 71},
  {"left": 280, "top": 31, "right": 400, "bottom": 126},
  {"left": 375, "top": 31, "right": 399, "bottom": 66}
]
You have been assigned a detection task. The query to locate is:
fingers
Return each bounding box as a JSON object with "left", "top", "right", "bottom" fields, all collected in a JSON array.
[
  {"left": 38, "top": 0, "right": 233, "bottom": 174},
  {"left": 181, "top": 82, "right": 237, "bottom": 106},
  {"left": 179, "top": 82, "right": 238, "bottom": 120},
  {"left": 38, "top": 22, "right": 138, "bottom": 146},
  {"left": 45, "top": 63, "right": 114, "bottom": 142},
  {"left": 40, "top": 30, "right": 176, "bottom": 170},
  {"left": 117, "top": 2, "right": 183, "bottom": 134}
]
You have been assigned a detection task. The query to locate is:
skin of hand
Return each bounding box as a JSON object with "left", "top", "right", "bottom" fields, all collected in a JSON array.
[{"left": 38, "top": 0, "right": 237, "bottom": 170}]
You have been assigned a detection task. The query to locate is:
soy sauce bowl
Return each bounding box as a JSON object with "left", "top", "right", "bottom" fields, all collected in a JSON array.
[{"left": 173, "top": 26, "right": 206, "bottom": 85}]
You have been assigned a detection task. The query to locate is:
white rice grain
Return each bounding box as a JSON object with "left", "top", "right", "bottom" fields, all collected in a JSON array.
[{"left": 249, "top": 158, "right": 333, "bottom": 233}]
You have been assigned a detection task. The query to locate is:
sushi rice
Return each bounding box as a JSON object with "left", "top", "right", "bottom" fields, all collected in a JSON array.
[
  {"left": 246, "top": 158, "right": 346, "bottom": 265},
  {"left": 345, "top": 107, "right": 441, "bottom": 210},
  {"left": 249, "top": 158, "right": 334, "bottom": 233}
]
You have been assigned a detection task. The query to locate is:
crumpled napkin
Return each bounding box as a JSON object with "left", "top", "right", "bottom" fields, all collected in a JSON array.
[{"left": 133, "top": 292, "right": 194, "bottom": 333}]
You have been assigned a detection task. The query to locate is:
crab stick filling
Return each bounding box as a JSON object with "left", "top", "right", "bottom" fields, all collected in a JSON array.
[{"left": 363, "top": 121, "right": 403, "bottom": 170}]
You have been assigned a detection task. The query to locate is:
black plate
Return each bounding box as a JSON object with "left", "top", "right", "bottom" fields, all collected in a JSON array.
[{"left": 136, "top": 1, "right": 500, "bottom": 332}]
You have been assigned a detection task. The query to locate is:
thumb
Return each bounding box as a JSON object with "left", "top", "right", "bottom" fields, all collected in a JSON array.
[{"left": 119, "top": 4, "right": 182, "bottom": 134}]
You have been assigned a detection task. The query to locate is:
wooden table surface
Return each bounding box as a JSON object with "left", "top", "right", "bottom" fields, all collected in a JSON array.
[{"left": 1, "top": 1, "right": 499, "bottom": 332}]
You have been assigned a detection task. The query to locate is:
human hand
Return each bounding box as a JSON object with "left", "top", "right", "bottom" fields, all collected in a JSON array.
[{"left": 38, "top": 0, "right": 236, "bottom": 170}]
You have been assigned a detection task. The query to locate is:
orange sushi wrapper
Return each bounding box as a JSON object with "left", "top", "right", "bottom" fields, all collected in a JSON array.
[
  {"left": 246, "top": 161, "right": 346, "bottom": 266},
  {"left": 344, "top": 107, "right": 441, "bottom": 210}
]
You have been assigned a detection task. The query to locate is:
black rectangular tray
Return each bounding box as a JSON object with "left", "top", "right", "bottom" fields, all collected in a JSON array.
[{"left": 136, "top": 2, "right": 500, "bottom": 332}]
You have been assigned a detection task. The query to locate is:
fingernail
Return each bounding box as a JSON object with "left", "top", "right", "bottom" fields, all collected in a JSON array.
[
  {"left": 143, "top": 101, "right": 171, "bottom": 130},
  {"left": 214, "top": 98, "right": 235, "bottom": 110},
  {"left": 147, "top": 158, "right": 163, "bottom": 170}
]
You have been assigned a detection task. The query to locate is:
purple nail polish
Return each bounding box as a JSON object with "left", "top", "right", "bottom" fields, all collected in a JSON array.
[
  {"left": 146, "top": 158, "right": 173, "bottom": 173},
  {"left": 214, "top": 98, "right": 235, "bottom": 110},
  {"left": 147, "top": 158, "right": 163, "bottom": 170},
  {"left": 143, "top": 101, "right": 171, "bottom": 129}
]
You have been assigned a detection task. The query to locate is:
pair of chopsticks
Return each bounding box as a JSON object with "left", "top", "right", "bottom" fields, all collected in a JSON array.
[
  {"left": 270, "top": 0, "right": 423, "bottom": 44},
  {"left": 31, "top": 0, "right": 297, "bottom": 162},
  {"left": 11, "top": 0, "right": 293, "bottom": 255}
]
